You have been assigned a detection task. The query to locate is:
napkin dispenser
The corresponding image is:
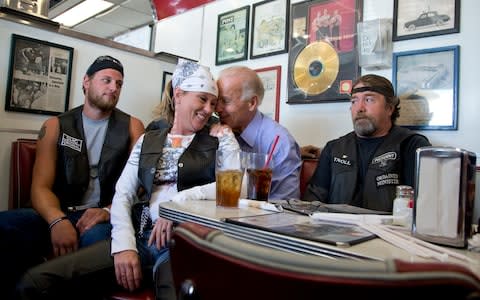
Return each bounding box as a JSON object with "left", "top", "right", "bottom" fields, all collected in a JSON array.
[{"left": 412, "top": 147, "right": 476, "bottom": 248}]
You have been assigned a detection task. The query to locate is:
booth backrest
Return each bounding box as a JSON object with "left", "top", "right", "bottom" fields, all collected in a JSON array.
[
  {"left": 9, "top": 138, "right": 37, "bottom": 210},
  {"left": 300, "top": 158, "right": 318, "bottom": 199},
  {"left": 171, "top": 222, "right": 480, "bottom": 300}
]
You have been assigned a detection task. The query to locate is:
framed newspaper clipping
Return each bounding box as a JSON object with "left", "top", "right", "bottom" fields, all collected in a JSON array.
[{"left": 5, "top": 34, "right": 73, "bottom": 116}]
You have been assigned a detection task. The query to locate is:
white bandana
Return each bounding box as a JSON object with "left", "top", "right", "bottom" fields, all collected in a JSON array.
[{"left": 172, "top": 59, "right": 218, "bottom": 97}]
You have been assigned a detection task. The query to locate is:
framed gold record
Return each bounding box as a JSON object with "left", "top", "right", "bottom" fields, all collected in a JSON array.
[
  {"left": 287, "top": 0, "right": 362, "bottom": 103},
  {"left": 293, "top": 41, "right": 339, "bottom": 95}
]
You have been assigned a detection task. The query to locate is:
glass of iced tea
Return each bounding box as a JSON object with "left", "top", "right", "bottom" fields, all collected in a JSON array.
[
  {"left": 215, "top": 150, "right": 244, "bottom": 207},
  {"left": 245, "top": 152, "right": 273, "bottom": 201}
]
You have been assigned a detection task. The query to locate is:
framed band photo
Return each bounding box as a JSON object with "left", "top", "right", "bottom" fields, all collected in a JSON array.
[
  {"left": 255, "top": 66, "right": 281, "bottom": 122},
  {"left": 287, "top": 0, "right": 362, "bottom": 104},
  {"left": 215, "top": 5, "right": 250, "bottom": 65},
  {"left": 393, "top": 0, "right": 460, "bottom": 41},
  {"left": 392, "top": 45, "right": 459, "bottom": 130},
  {"left": 5, "top": 34, "right": 73, "bottom": 116},
  {"left": 250, "top": 0, "right": 290, "bottom": 59}
]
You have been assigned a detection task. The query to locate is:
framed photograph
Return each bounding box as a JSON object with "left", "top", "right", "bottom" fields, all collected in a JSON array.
[
  {"left": 392, "top": 45, "right": 459, "bottom": 130},
  {"left": 161, "top": 71, "right": 173, "bottom": 97},
  {"left": 5, "top": 34, "right": 73, "bottom": 116},
  {"left": 250, "top": 0, "right": 290, "bottom": 59},
  {"left": 287, "top": 0, "right": 362, "bottom": 104},
  {"left": 393, "top": 0, "right": 460, "bottom": 41},
  {"left": 255, "top": 66, "right": 281, "bottom": 122},
  {"left": 215, "top": 5, "right": 250, "bottom": 65}
]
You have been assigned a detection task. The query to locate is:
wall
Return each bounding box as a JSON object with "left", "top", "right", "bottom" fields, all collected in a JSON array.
[
  {"left": 197, "top": 0, "right": 480, "bottom": 156},
  {"left": 0, "top": 18, "right": 175, "bottom": 210},
  {"left": 200, "top": 0, "right": 480, "bottom": 221}
]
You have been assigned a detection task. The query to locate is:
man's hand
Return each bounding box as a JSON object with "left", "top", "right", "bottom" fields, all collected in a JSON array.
[
  {"left": 76, "top": 207, "right": 110, "bottom": 235},
  {"left": 114, "top": 250, "right": 143, "bottom": 291},
  {"left": 300, "top": 145, "right": 321, "bottom": 159},
  {"left": 50, "top": 220, "right": 78, "bottom": 256}
]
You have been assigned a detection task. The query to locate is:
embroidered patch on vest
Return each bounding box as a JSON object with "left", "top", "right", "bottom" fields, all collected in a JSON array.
[
  {"left": 372, "top": 152, "right": 397, "bottom": 167},
  {"left": 376, "top": 173, "right": 399, "bottom": 187},
  {"left": 333, "top": 155, "right": 351, "bottom": 166},
  {"left": 61, "top": 133, "right": 83, "bottom": 152}
]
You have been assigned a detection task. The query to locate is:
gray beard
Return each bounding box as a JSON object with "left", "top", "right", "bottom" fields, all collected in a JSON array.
[{"left": 354, "top": 118, "right": 376, "bottom": 137}]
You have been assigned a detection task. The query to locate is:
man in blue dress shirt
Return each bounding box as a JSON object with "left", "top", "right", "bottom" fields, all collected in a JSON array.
[{"left": 216, "top": 66, "right": 302, "bottom": 200}]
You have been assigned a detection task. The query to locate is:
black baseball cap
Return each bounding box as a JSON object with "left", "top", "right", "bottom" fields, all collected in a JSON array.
[{"left": 86, "top": 55, "right": 124, "bottom": 76}]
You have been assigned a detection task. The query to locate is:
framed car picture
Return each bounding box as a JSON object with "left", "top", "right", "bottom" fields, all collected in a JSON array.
[
  {"left": 250, "top": 0, "right": 290, "bottom": 59},
  {"left": 392, "top": 45, "right": 459, "bottom": 130},
  {"left": 215, "top": 6, "right": 250, "bottom": 65},
  {"left": 393, "top": 0, "right": 460, "bottom": 41}
]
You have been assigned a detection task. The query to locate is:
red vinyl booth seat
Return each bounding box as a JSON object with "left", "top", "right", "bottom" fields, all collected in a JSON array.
[
  {"left": 300, "top": 158, "right": 318, "bottom": 199},
  {"left": 9, "top": 138, "right": 37, "bottom": 209},
  {"left": 171, "top": 222, "right": 480, "bottom": 300}
]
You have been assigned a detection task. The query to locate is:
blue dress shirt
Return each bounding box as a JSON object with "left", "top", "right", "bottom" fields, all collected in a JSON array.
[{"left": 238, "top": 111, "right": 302, "bottom": 200}]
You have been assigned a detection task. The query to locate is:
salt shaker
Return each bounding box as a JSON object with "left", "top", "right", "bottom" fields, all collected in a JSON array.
[{"left": 392, "top": 185, "right": 414, "bottom": 228}]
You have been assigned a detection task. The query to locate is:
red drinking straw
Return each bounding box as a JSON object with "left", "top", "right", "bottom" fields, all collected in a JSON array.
[{"left": 264, "top": 134, "right": 280, "bottom": 169}]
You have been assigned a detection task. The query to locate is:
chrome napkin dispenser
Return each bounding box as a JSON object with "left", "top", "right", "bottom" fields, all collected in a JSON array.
[{"left": 412, "top": 146, "right": 476, "bottom": 248}]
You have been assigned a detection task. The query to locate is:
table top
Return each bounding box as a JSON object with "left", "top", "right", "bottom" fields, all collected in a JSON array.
[{"left": 159, "top": 199, "right": 480, "bottom": 275}]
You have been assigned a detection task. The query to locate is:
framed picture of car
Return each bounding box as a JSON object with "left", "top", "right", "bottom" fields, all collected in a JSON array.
[
  {"left": 392, "top": 45, "right": 459, "bottom": 130},
  {"left": 393, "top": 0, "right": 460, "bottom": 41}
]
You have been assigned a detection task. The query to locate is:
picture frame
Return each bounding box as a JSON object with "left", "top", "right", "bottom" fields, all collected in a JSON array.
[
  {"left": 393, "top": 0, "right": 460, "bottom": 41},
  {"left": 5, "top": 34, "right": 73, "bottom": 116},
  {"left": 287, "top": 0, "right": 362, "bottom": 104},
  {"left": 392, "top": 45, "right": 459, "bottom": 130},
  {"left": 161, "top": 71, "right": 173, "bottom": 97},
  {"left": 250, "top": 0, "right": 290, "bottom": 59},
  {"left": 215, "top": 5, "right": 250, "bottom": 65},
  {"left": 255, "top": 66, "right": 281, "bottom": 122}
]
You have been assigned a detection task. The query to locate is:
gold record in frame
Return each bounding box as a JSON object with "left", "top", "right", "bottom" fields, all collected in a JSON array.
[{"left": 293, "top": 41, "right": 340, "bottom": 95}]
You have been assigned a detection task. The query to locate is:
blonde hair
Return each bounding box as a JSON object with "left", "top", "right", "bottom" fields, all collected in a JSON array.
[{"left": 152, "top": 80, "right": 175, "bottom": 125}]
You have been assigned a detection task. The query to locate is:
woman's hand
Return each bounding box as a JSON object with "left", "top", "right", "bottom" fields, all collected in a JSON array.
[{"left": 149, "top": 217, "right": 173, "bottom": 249}]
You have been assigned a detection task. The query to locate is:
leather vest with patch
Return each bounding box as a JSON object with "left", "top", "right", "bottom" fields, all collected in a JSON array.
[
  {"left": 329, "top": 126, "right": 416, "bottom": 212},
  {"left": 53, "top": 105, "right": 131, "bottom": 210}
]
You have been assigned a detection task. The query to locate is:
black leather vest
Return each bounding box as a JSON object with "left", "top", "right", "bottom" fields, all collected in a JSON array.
[
  {"left": 328, "top": 126, "right": 416, "bottom": 212},
  {"left": 138, "top": 121, "right": 218, "bottom": 200},
  {"left": 53, "top": 105, "right": 131, "bottom": 210}
]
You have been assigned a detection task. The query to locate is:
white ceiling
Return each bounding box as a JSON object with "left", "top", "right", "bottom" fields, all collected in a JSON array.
[{"left": 48, "top": 0, "right": 155, "bottom": 39}]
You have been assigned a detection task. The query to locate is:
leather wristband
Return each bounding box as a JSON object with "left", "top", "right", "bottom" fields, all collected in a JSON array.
[{"left": 49, "top": 216, "right": 68, "bottom": 230}]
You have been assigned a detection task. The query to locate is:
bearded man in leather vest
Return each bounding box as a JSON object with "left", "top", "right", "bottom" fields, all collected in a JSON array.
[
  {"left": 0, "top": 55, "right": 144, "bottom": 298},
  {"left": 303, "top": 74, "right": 431, "bottom": 212}
]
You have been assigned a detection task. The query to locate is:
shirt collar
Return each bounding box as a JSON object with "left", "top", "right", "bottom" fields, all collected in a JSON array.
[{"left": 239, "top": 110, "right": 262, "bottom": 148}]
